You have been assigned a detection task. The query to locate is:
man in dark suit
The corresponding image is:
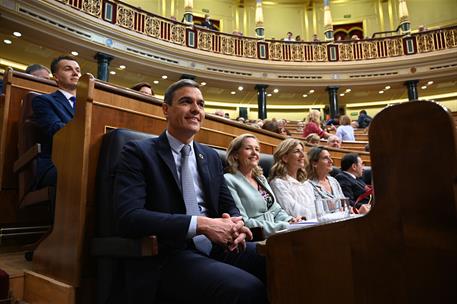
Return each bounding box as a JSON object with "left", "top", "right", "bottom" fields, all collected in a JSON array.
[
  {"left": 32, "top": 55, "right": 80, "bottom": 188},
  {"left": 335, "top": 153, "right": 371, "bottom": 208},
  {"left": 113, "top": 79, "right": 267, "bottom": 303}
]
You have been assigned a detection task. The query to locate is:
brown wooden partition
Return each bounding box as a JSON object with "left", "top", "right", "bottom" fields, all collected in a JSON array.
[
  {"left": 0, "top": 69, "right": 56, "bottom": 225},
  {"left": 0, "top": 69, "right": 57, "bottom": 190},
  {"left": 29, "top": 74, "right": 286, "bottom": 298},
  {"left": 258, "top": 101, "right": 457, "bottom": 304}
]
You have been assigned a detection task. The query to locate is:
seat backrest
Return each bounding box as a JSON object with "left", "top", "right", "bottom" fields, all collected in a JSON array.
[
  {"left": 95, "top": 128, "right": 156, "bottom": 237},
  {"left": 215, "top": 149, "right": 274, "bottom": 179},
  {"left": 17, "top": 91, "right": 46, "bottom": 201}
]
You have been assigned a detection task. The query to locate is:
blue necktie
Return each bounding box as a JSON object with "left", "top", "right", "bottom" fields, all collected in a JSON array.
[
  {"left": 69, "top": 96, "right": 76, "bottom": 108},
  {"left": 180, "top": 145, "right": 212, "bottom": 255}
]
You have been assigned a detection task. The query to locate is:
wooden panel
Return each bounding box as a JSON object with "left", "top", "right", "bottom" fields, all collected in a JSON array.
[
  {"left": 23, "top": 271, "right": 75, "bottom": 304},
  {"left": 0, "top": 69, "right": 56, "bottom": 190}
]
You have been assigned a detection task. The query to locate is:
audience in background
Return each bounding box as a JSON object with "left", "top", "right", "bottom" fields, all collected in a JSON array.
[
  {"left": 296, "top": 121, "right": 304, "bottom": 133},
  {"left": 325, "top": 114, "right": 340, "bottom": 127},
  {"left": 131, "top": 82, "right": 154, "bottom": 96},
  {"left": 224, "top": 134, "right": 301, "bottom": 238},
  {"left": 304, "top": 133, "right": 320, "bottom": 145},
  {"left": 214, "top": 110, "right": 225, "bottom": 117},
  {"left": 357, "top": 110, "right": 372, "bottom": 129},
  {"left": 335, "top": 153, "right": 372, "bottom": 213},
  {"left": 269, "top": 139, "right": 316, "bottom": 220},
  {"left": 312, "top": 34, "right": 320, "bottom": 42},
  {"left": 262, "top": 120, "right": 280, "bottom": 134},
  {"left": 25, "top": 64, "right": 51, "bottom": 79},
  {"left": 336, "top": 115, "right": 355, "bottom": 141},
  {"left": 32, "top": 55, "right": 81, "bottom": 189},
  {"left": 327, "top": 134, "right": 342, "bottom": 149},
  {"left": 306, "top": 147, "right": 345, "bottom": 201},
  {"left": 295, "top": 35, "right": 302, "bottom": 42},
  {"left": 303, "top": 109, "right": 331, "bottom": 139},
  {"left": 283, "top": 31, "right": 295, "bottom": 41},
  {"left": 279, "top": 127, "right": 291, "bottom": 137},
  {"left": 236, "top": 116, "right": 246, "bottom": 123},
  {"left": 201, "top": 14, "right": 217, "bottom": 31}
]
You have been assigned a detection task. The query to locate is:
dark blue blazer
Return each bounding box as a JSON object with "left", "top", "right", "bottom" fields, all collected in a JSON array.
[
  {"left": 114, "top": 131, "right": 240, "bottom": 252},
  {"left": 32, "top": 90, "right": 75, "bottom": 187},
  {"left": 335, "top": 171, "right": 370, "bottom": 208}
]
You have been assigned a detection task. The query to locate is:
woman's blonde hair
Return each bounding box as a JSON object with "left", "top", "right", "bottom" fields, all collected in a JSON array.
[
  {"left": 225, "top": 134, "right": 263, "bottom": 177},
  {"left": 269, "top": 138, "right": 308, "bottom": 182},
  {"left": 305, "top": 109, "right": 322, "bottom": 124}
]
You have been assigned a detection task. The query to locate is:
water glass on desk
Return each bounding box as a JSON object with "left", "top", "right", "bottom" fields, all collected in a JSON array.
[{"left": 314, "top": 198, "right": 351, "bottom": 223}]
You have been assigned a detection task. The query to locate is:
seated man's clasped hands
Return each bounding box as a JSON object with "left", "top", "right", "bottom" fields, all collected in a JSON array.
[{"left": 114, "top": 80, "right": 266, "bottom": 304}]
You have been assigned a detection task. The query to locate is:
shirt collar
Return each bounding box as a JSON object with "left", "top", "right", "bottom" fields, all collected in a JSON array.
[
  {"left": 58, "top": 89, "right": 74, "bottom": 101},
  {"left": 344, "top": 171, "right": 357, "bottom": 179},
  {"left": 166, "top": 130, "right": 194, "bottom": 154}
]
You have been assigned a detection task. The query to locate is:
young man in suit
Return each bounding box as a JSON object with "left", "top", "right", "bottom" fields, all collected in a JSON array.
[
  {"left": 335, "top": 153, "right": 371, "bottom": 208},
  {"left": 32, "top": 55, "right": 81, "bottom": 189},
  {"left": 113, "top": 79, "right": 267, "bottom": 303}
]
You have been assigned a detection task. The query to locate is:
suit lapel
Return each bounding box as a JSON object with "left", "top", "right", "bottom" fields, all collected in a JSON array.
[
  {"left": 255, "top": 175, "right": 275, "bottom": 201},
  {"left": 156, "top": 132, "right": 181, "bottom": 191},
  {"left": 53, "top": 90, "right": 75, "bottom": 116}
]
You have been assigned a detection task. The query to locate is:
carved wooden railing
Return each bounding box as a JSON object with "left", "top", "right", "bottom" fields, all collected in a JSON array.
[{"left": 53, "top": 0, "right": 457, "bottom": 62}]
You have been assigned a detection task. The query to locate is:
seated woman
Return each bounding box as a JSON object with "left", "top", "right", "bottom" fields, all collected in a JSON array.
[
  {"left": 305, "top": 147, "right": 345, "bottom": 200},
  {"left": 224, "top": 134, "right": 301, "bottom": 238},
  {"left": 269, "top": 138, "right": 317, "bottom": 220},
  {"left": 336, "top": 115, "right": 355, "bottom": 141},
  {"left": 303, "top": 110, "right": 332, "bottom": 139}
]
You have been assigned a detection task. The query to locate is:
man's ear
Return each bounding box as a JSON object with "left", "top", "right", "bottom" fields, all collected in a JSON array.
[{"left": 162, "top": 102, "right": 169, "bottom": 118}]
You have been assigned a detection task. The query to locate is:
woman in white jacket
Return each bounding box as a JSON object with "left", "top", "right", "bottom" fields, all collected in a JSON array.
[{"left": 269, "top": 138, "right": 317, "bottom": 220}]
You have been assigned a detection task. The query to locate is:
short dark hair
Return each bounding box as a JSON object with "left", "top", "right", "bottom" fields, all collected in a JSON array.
[
  {"left": 341, "top": 153, "right": 359, "bottom": 171},
  {"left": 50, "top": 55, "right": 77, "bottom": 74},
  {"left": 131, "top": 81, "right": 152, "bottom": 91},
  {"left": 359, "top": 110, "right": 367, "bottom": 115},
  {"left": 163, "top": 79, "right": 200, "bottom": 105},
  {"left": 25, "top": 64, "right": 49, "bottom": 74}
]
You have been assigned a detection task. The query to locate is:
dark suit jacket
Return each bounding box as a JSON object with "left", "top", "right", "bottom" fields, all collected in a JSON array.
[
  {"left": 32, "top": 90, "right": 75, "bottom": 187},
  {"left": 114, "top": 131, "right": 240, "bottom": 251},
  {"left": 335, "top": 171, "right": 370, "bottom": 208},
  {"left": 112, "top": 132, "right": 241, "bottom": 302}
]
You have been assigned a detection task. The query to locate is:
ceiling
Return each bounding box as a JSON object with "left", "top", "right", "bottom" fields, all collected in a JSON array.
[{"left": 0, "top": 11, "right": 456, "bottom": 108}]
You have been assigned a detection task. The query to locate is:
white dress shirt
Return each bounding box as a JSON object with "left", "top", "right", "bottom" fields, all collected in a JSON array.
[
  {"left": 58, "top": 89, "right": 75, "bottom": 107},
  {"left": 166, "top": 131, "right": 206, "bottom": 239},
  {"left": 269, "top": 175, "right": 317, "bottom": 220}
]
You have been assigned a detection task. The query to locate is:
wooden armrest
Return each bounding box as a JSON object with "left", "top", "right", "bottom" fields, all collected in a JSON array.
[
  {"left": 13, "top": 143, "right": 41, "bottom": 173},
  {"left": 250, "top": 227, "right": 265, "bottom": 242},
  {"left": 91, "top": 236, "right": 158, "bottom": 257}
]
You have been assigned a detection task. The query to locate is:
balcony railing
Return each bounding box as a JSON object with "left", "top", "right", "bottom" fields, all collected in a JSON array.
[{"left": 56, "top": 0, "right": 457, "bottom": 62}]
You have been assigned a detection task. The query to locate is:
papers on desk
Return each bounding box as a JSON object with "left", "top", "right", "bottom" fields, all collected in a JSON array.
[{"left": 287, "top": 220, "right": 319, "bottom": 230}]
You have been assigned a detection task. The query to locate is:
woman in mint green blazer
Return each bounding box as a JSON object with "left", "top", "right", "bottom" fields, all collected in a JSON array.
[{"left": 224, "top": 134, "right": 302, "bottom": 238}]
